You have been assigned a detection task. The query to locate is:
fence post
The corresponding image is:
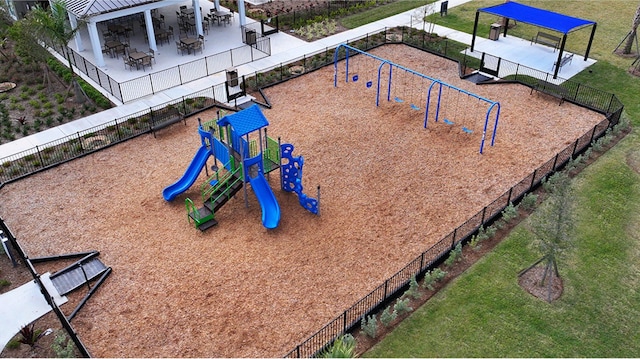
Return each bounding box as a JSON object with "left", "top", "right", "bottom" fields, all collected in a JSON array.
[
  {"left": 552, "top": 153, "right": 559, "bottom": 171},
  {"left": 530, "top": 169, "right": 537, "bottom": 189},
  {"left": 77, "top": 133, "right": 84, "bottom": 153},
  {"left": 574, "top": 83, "right": 581, "bottom": 101},
  {"left": 480, "top": 206, "right": 487, "bottom": 224},
  {"left": 452, "top": 228, "right": 457, "bottom": 248},
  {"left": 115, "top": 120, "right": 122, "bottom": 142},
  {"left": 506, "top": 187, "right": 513, "bottom": 205},
  {"left": 383, "top": 279, "right": 388, "bottom": 299},
  {"left": 572, "top": 138, "right": 579, "bottom": 157},
  {"left": 343, "top": 311, "right": 347, "bottom": 332},
  {"left": 589, "top": 124, "right": 597, "bottom": 144},
  {"left": 35, "top": 145, "right": 44, "bottom": 168},
  {"left": 149, "top": 74, "right": 155, "bottom": 94}
]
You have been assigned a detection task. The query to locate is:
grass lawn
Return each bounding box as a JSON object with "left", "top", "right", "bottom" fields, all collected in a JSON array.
[
  {"left": 340, "top": 0, "right": 432, "bottom": 29},
  {"left": 365, "top": 0, "right": 640, "bottom": 357}
]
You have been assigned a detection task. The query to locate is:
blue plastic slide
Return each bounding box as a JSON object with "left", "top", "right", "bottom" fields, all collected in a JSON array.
[
  {"left": 163, "top": 146, "right": 210, "bottom": 201},
  {"left": 249, "top": 172, "right": 281, "bottom": 229}
]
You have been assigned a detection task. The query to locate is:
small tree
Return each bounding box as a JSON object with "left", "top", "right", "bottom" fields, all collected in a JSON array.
[
  {"left": 22, "top": 0, "right": 86, "bottom": 102},
  {"left": 520, "top": 172, "right": 574, "bottom": 302},
  {"left": 624, "top": 2, "right": 640, "bottom": 55},
  {"left": 7, "top": 19, "right": 62, "bottom": 91}
]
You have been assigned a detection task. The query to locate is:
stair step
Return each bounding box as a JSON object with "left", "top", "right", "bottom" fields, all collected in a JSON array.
[{"left": 197, "top": 218, "right": 219, "bottom": 231}]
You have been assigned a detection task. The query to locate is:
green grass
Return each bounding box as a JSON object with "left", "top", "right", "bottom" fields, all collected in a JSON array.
[
  {"left": 364, "top": 0, "right": 640, "bottom": 357},
  {"left": 365, "top": 149, "right": 640, "bottom": 357},
  {"left": 340, "top": 0, "right": 433, "bottom": 29}
]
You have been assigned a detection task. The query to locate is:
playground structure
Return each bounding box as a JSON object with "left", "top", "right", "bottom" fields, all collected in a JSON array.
[
  {"left": 333, "top": 44, "right": 501, "bottom": 154},
  {"left": 162, "top": 104, "right": 319, "bottom": 230}
]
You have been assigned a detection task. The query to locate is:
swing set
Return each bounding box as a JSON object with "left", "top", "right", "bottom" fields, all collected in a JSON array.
[{"left": 333, "top": 44, "right": 501, "bottom": 154}]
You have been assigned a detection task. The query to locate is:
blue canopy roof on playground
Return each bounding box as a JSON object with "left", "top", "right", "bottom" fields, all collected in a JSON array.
[
  {"left": 470, "top": 1, "right": 597, "bottom": 79},
  {"left": 217, "top": 104, "right": 269, "bottom": 136},
  {"left": 478, "top": 2, "right": 595, "bottom": 34}
]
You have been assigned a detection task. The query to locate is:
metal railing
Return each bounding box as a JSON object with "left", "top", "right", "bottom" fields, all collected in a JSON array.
[{"left": 62, "top": 36, "right": 270, "bottom": 103}]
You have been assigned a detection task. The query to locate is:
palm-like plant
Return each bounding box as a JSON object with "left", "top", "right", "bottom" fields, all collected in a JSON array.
[{"left": 25, "top": 0, "right": 86, "bottom": 102}]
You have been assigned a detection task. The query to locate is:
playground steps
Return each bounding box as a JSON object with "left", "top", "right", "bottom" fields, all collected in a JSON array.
[
  {"left": 188, "top": 206, "right": 218, "bottom": 231},
  {"left": 190, "top": 173, "right": 243, "bottom": 231},
  {"left": 50, "top": 256, "right": 109, "bottom": 296},
  {"left": 203, "top": 175, "right": 244, "bottom": 214}
]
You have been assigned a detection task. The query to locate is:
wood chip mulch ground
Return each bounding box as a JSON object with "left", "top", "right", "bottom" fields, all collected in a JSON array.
[{"left": 0, "top": 44, "right": 604, "bottom": 357}]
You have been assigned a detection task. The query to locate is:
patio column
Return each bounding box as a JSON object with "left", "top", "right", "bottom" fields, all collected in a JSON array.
[
  {"left": 214, "top": 0, "right": 220, "bottom": 12},
  {"left": 193, "top": 0, "right": 203, "bottom": 36},
  {"left": 87, "top": 21, "right": 106, "bottom": 67},
  {"left": 144, "top": 10, "right": 158, "bottom": 53},
  {"left": 68, "top": 12, "right": 83, "bottom": 52},
  {"left": 238, "top": 0, "right": 246, "bottom": 27}
]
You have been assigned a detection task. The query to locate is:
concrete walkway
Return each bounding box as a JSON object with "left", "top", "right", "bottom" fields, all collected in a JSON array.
[
  {"left": 2, "top": 0, "right": 541, "bottom": 160},
  {"left": 0, "top": 273, "right": 67, "bottom": 349}
]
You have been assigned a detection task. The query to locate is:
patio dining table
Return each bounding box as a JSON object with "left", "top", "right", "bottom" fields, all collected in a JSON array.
[
  {"left": 129, "top": 51, "right": 151, "bottom": 70},
  {"left": 180, "top": 37, "right": 200, "bottom": 54},
  {"left": 211, "top": 11, "right": 232, "bottom": 26},
  {"left": 105, "top": 40, "right": 124, "bottom": 57}
]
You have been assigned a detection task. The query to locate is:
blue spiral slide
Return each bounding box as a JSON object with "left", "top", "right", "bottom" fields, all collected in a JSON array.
[
  {"left": 249, "top": 172, "right": 281, "bottom": 229},
  {"left": 163, "top": 146, "right": 210, "bottom": 201}
]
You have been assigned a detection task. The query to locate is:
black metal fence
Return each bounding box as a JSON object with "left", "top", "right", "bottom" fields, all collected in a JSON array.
[
  {"left": 0, "top": 218, "right": 92, "bottom": 357},
  {"left": 0, "top": 26, "right": 625, "bottom": 358},
  {"left": 284, "top": 113, "right": 615, "bottom": 358},
  {"left": 0, "top": 83, "right": 234, "bottom": 184},
  {"left": 61, "top": 36, "right": 270, "bottom": 103}
]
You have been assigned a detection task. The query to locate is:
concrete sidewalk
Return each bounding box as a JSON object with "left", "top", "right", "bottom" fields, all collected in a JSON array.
[{"left": 0, "top": 0, "right": 475, "bottom": 159}]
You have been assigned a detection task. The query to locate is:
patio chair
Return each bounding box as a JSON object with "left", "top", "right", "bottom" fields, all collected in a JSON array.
[
  {"left": 198, "top": 34, "right": 205, "bottom": 49},
  {"left": 202, "top": 21, "right": 209, "bottom": 35},
  {"left": 159, "top": 14, "right": 165, "bottom": 27},
  {"left": 176, "top": 41, "right": 187, "bottom": 55},
  {"left": 140, "top": 56, "right": 152, "bottom": 71},
  {"left": 168, "top": 26, "right": 175, "bottom": 40},
  {"left": 147, "top": 48, "right": 156, "bottom": 63},
  {"left": 101, "top": 46, "right": 112, "bottom": 58},
  {"left": 114, "top": 44, "right": 127, "bottom": 58},
  {"left": 180, "top": 5, "right": 187, "bottom": 10},
  {"left": 192, "top": 40, "right": 203, "bottom": 55},
  {"left": 123, "top": 56, "right": 136, "bottom": 70}
]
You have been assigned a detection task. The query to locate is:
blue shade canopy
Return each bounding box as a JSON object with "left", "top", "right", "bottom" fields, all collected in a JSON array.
[
  {"left": 217, "top": 104, "right": 269, "bottom": 136},
  {"left": 478, "top": 2, "right": 595, "bottom": 34}
]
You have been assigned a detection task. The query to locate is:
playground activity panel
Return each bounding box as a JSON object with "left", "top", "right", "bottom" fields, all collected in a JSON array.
[{"left": 0, "top": 45, "right": 604, "bottom": 357}]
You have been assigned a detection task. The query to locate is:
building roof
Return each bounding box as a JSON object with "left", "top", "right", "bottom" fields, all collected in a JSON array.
[
  {"left": 478, "top": 1, "right": 595, "bottom": 34},
  {"left": 64, "top": 0, "right": 160, "bottom": 18}
]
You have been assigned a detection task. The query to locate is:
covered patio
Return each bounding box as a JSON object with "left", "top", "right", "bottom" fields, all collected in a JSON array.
[
  {"left": 64, "top": 0, "right": 255, "bottom": 80},
  {"left": 470, "top": 1, "right": 597, "bottom": 79}
]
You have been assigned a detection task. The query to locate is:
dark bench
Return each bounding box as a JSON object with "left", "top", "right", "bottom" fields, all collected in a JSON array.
[
  {"left": 530, "top": 79, "right": 568, "bottom": 105},
  {"left": 552, "top": 53, "right": 574, "bottom": 73},
  {"left": 531, "top": 31, "right": 560, "bottom": 52},
  {"left": 150, "top": 106, "right": 186, "bottom": 137}
]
